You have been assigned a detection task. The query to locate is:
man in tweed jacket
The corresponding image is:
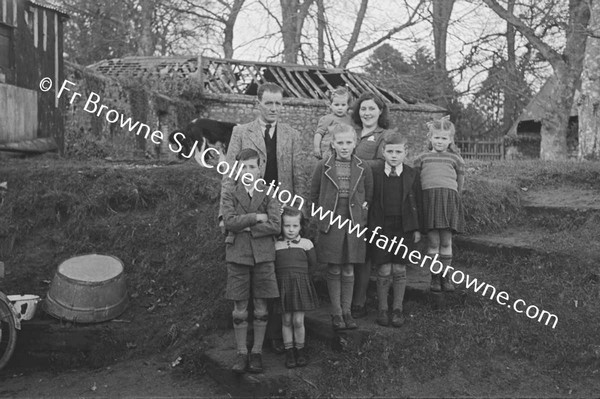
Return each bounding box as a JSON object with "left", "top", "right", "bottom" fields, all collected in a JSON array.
[{"left": 219, "top": 82, "right": 305, "bottom": 354}]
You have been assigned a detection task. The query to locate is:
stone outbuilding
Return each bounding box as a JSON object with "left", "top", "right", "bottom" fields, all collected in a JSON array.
[{"left": 81, "top": 55, "right": 445, "bottom": 162}]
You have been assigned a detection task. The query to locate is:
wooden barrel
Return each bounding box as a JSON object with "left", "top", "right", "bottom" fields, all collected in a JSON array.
[{"left": 44, "top": 254, "right": 128, "bottom": 323}]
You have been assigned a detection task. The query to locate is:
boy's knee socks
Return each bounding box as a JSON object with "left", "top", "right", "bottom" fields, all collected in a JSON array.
[
  {"left": 327, "top": 271, "right": 342, "bottom": 316},
  {"left": 232, "top": 310, "right": 248, "bottom": 354},
  {"left": 251, "top": 310, "right": 268, "bottom": 354},
  {"left": 392, "top": 268, "right": 407, "bottom": 311},
  {"left": 376, "top": 275, "right": 392, "bottom": 311},
  {"left": 340, "top": 274, "right": 354, "bottom": 313}
]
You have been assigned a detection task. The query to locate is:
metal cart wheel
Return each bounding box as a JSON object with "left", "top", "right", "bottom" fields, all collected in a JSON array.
[{"left": 0, "top": 293, "right": 18, "bottom": 371}]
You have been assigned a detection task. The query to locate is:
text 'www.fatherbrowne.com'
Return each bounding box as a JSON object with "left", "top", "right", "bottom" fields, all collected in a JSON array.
[{"left": 310, "top": 203, "right": 559, "bottom": 329}]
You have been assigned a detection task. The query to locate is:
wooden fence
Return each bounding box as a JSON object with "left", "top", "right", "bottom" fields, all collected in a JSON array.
[{"left": 455, "top": 138, "right": 504, "bottom": 160}]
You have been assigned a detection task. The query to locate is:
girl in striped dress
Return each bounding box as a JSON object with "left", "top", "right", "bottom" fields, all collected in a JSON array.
[
  {"left": 413, "top": 116, "right": 465, "bottom": 293},
  {"left": 275, "top": 207, "right": 319, "bottom": 369}
]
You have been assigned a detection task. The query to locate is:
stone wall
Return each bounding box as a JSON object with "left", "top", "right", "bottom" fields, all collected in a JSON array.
[
  {"left": 64, "top": 62, "right": 196, "bottom": 160},
  {"left": 199, "top": 93, "right": 443, "bottom": 159},
  {"left": 198, "top": 93, "right": 444, "bottom": 197}
]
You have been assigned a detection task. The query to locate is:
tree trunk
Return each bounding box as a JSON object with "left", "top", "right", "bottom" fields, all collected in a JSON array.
[
  {"left": 431, "top": 0, "right": 455, "bottom": 108},
  {"left": 138, "top": 0, "right": 155, "bottom": 57},
  {"left": 317, "top": 0, "right": 325, "bottom": 67},
  {"left": 338, "top": 0, "right": 369, "bottom": 68},
  {"left": 483, "top": 0, "right": 590, "bottom": 159},
  {"left": 578, "top": 0, "right": 600, "bottom": 160},
  {"left": 540, "top": 75, "right": 577, "bottom": 160},
  {"left": 280, "top": 0, "right": 314, "bottom": 63},
  {"left": 503, "top": 0, "right": 518, "bottom": 131},
  {"left": 223, "top": 0, "right": 245, "bottom": 59}
]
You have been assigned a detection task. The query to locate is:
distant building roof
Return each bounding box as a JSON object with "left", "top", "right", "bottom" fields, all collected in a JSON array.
[
  {"left": 28, "top": 0, "right": 69, "bottom": 16},
  {"left": 88, "top": 55, "right": 444, "bottom": 109},
  {"left": 507, "top": 75, "right": 579, "bottom": 136}
]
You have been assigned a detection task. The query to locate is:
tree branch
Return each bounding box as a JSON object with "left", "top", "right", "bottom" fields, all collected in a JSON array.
[
  {"left": 481, "top": 0, "right": 565, "bottom": 71},
  {"left": 338, "top": 0, "right": 426, "bottom": 67},
  {"left": 337, "top": 0, "right": 369, "bottom": 67}
]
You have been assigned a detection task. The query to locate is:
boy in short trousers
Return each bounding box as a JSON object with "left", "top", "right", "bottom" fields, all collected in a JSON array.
[{"left": 221, "top": 148, "right": 281, "bottom": 374}]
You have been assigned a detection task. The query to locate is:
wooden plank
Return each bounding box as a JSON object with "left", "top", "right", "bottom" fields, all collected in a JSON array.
[
  {"left": 272, "top": 67, "right": 303, "bottom": 98},
  {"left": 338, "top": 73, "right": 361, "bottom": 97},
  {"left": 270, "top": 67, "right": 303, "bottom": 97},
  {"left": 265, "top": 67, "right": 289, "bottom": 92},
  {"left": 300, "top": 71, "right": 327, "bottom": 98},
  {"left": 345, "top": 73, "right": 376, "bottom": 97},
  {"left": 248, "top": 65, "right": 264, "bottom": 86},
  {"left": 293, "top": 71, "right": 319, "bottom": 99},
  {"left": 282, "top": 69, "right": 308, "bottom": 98},
  {"left": 314, "top": 70, "right": 335, "bottom": 92}
]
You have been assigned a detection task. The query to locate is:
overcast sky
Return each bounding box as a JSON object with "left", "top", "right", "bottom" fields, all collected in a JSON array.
[{"left": 225, "top": 0, "right": 551, "bottom": 97}]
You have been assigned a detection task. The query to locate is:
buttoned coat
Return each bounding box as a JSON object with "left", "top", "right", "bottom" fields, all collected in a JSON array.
[
  {"left": 368, "top": 160, "right": 422, "bottom": 234},
  {"left": 219, "top": 119, "right": 305, "bottom": 216},
  {"left": 222, "top": 182, "right": 282, "bottom": 266},
  {"left": 310, "top": 154, "right": 373, "bottom": 234}
]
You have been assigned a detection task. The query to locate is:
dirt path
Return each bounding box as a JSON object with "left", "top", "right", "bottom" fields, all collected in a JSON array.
[{"left": 0, "top": 357, "right": 226, "bottom": 397}]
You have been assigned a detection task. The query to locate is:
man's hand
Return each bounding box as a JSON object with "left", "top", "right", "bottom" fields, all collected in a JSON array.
[
  {"left": 256, "top": 213, "right": 269, "bottom": 223},
  {"left": 313, "top": 149, "right": 322, "bottom": 159},
  {"left": 219, "top": 220, "right": 226, "bottom": 235},
  {"left": 413, "top": 231, "right": 421, "bottom": 243}
]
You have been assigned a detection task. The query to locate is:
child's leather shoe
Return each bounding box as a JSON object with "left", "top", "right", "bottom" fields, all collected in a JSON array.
[
  {"left": 295, "top": 348, "right": 308, "bottom": 367},
  {"left": 376, "top": 309, "right": 389, "bottom": 326},
  {"left": 430, "top": 273, "right": 441, "bottom": 292},
  {"left": 391, "top": 309, "right": 405, "bottom": 327},
  {"left": 285, "top": 348, "right": 296, "bottom": 368},
  {"left": 331, "top": 314, "right": 345, "bottom": 331},
  {"left": 231, "top": 353, "right": 247, "bottom": 374},
  {"left": 441, "top": 276, "right": 455, "bottom": 292},
  {"left": 247, "top": 353, "right": 263, "bottom": 373},
  {"left": 343, "top": 313, "right": 358, "bottom": 330}
]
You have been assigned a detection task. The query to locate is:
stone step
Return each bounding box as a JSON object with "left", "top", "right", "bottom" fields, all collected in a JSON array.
[
  {"left": 520, "top": 189, "right": 600, "bottom": 228},
  {"left": 456, "top": 234, "right": 541, "bottom": 258},
  {"left": 200, "top": 330, "right": 320, "bottom": 398}
]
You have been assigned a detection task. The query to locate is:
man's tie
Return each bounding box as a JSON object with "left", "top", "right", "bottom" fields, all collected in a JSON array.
[
  {"left": 390, "top": 168, "right": 398, "bottom": 177},
  {"left": 264, "top": 124, "right": 272, "bottom": 138}
]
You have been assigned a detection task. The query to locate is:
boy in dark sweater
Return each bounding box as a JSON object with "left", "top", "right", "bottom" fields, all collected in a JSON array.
[{"left": 367, "top": 131, "right": 422, "bottom": 327}]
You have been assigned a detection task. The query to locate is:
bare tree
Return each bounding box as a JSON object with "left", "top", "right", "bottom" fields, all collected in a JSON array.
[
  {"left": 172, "top": 0, "right": 247, "bottom": 58},
  {"left": 483, "top": 0, "right": 591, "bottom": 160},
  {"left": 431, "top": 0, "right": 455, "bottom": 108},
  {"left": 578, "top": 0, "right": 600, "bottom": 160},
  {"left": 279, "top": 0, "right": 316, "bottom": 63},
  {"left": 336, "top": 0, "right": 426, "bottom": 68}
]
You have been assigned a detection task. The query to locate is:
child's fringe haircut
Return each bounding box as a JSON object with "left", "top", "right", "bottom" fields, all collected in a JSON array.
[
  {"left": 426, "top": 115, "right": 460, "bottom": 154},
  {"left": 281, "top": 206, "right": 305, "bottom": 236},
  {"left": 327, "top": 86, "right": 352, "bottom": 104}
]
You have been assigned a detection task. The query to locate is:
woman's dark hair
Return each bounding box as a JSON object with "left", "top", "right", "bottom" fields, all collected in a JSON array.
[{"left": 351, "top": 92, "right": 390, "bottom": 129}]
